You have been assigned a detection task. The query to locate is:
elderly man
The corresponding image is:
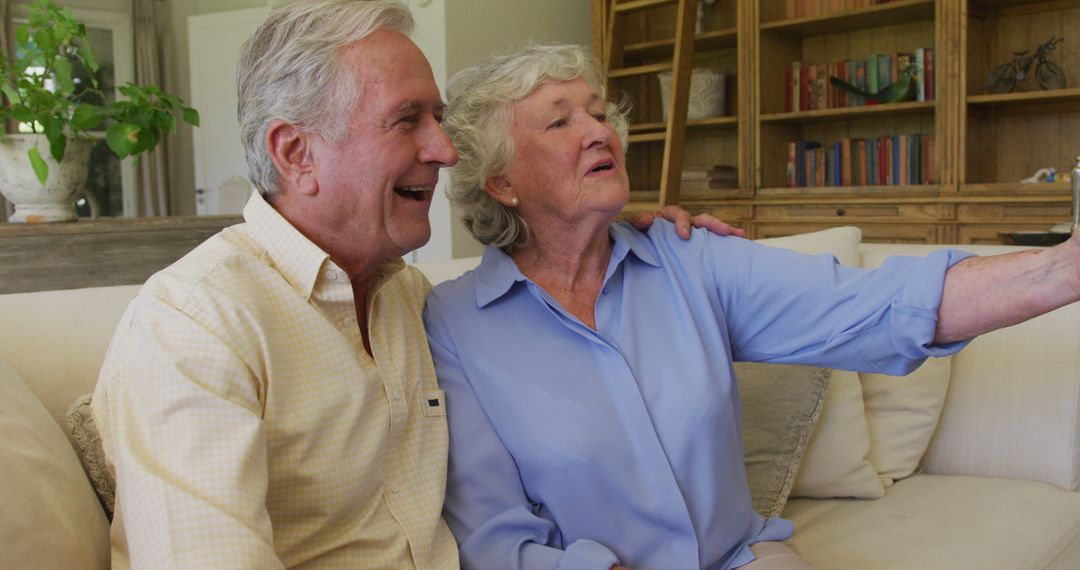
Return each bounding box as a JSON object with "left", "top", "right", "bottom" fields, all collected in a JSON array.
[{"left": 91, "top": 1, "right": 730, "bottom": 568}]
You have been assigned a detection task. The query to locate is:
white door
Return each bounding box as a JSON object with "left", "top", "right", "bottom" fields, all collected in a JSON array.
[{"left": 189, "top": 8, "right": 268, "bottom": 215}]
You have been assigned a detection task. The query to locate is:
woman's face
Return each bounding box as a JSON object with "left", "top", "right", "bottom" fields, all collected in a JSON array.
[{"left": 500, "top": 78, "right": 629, "bottom": 233}]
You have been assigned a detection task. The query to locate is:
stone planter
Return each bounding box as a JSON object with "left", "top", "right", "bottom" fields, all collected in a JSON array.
[{"left": 0, "top": 134, "right": 94, "bottom": 223}]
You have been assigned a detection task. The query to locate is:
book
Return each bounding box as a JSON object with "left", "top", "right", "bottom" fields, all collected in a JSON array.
[
  {"left": 787, "top": 142, "right": 797, "bottom": 187},
  {"left": 925, "top": 47, "right": 934, "bottom": 100},
  {"left": 791, "top": 62, "right": 802, "bottom": 112},
  {"left": 914, "top": 47, "right": 925, "bottom": 101}
]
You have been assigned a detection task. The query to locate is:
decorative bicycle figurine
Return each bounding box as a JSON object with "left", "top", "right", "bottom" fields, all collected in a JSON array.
[{"left": 986, "top": 36, "right": 1066, "bottom": 94}]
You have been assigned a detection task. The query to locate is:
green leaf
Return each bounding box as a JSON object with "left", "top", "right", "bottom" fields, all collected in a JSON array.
[
  {"left": 32, "top": 29, "right": 55, "bottom": 57},
  {"left": 46, "top": 131, "right": 66, "bottom": 163},
  {"left": 53, "top": 58, "right": 73, "bottom": 95},
  {"left": 77, "top": 41, "right": 99, "bottom": 73},
  {"left": 27, "top": 146, "right": 49, "bottom": 186},
  {"left": 14, "top": 25, "right": 29, "bottom": 47},
  {"left": 161, "top": 112, "right": 177, "bottom": 134},
  {"left": 106, "top": 123, "right": 140, "bottom": 158},
  {"left": 182, "top": 107, "right": 200, "bottom": 127},
  {"left": 1, "top": 84, "right": 21, "bottom": 105},
  {"left": 71, "top": 103, "right": 104, "bottom": 130}
]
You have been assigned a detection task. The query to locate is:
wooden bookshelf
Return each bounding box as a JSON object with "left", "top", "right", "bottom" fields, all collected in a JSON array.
[{"left": 594, "top": 0, "right": 1079, "bottom": 243}]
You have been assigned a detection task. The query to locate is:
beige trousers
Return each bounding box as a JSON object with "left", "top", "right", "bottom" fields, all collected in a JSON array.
[{"left": 738, "top": 541, "right": 816, "bottom": 569}]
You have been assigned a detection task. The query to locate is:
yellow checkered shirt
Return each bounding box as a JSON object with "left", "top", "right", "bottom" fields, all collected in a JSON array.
[{"left": 93, "top": 193, "right": 458, "bottom": 569}]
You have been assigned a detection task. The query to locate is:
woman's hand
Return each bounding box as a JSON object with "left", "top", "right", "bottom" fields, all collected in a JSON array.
[{"left": 626, "top": 205, "right": 746, "bottom": 240}]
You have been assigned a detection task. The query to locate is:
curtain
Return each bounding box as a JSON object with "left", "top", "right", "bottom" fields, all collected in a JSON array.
[
  {"left": 131, "top": 0, "right": 170, "bottom": 217},
  {"left": 1, "top": 0, "right": 12, "bottom": 221}
]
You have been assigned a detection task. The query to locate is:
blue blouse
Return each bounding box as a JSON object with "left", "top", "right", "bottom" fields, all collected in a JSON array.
[{"left": 423, "top": 221, "right": 972, "bottom": 570}]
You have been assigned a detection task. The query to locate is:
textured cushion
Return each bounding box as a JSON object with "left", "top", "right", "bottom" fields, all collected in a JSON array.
[
  {"left": 862, "top": 357, "right": 952, "bottom": 486},
  {"left": 784, "top": 474, "right": 1080, "bottom": 570},
  {"left": 790, "top": 370, "right": 885, "bottom": 499},
  {"left": 757, "top": 226, "right": 862, "bottom": 266},
  {"left": 65, "top": 394, "right": 115, "bottom": 519},
  {"left": 0, "top": 360, "right": 110, "bottom": 569},
  {"left": 736, "top": 363, "right": 830, "bottom": 518}
]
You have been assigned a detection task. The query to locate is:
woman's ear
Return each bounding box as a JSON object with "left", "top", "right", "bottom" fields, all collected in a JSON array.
[
  {"left": 484, "top": 176, "right": 517, "bottom": 207},
  {"left": 266, "top": 120, "right": 316, "bottom": 196}
]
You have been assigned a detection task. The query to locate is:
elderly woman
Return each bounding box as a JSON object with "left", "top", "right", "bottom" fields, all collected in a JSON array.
[{"left": 423, "top": 44, "right": 1080, "bottom": 570}]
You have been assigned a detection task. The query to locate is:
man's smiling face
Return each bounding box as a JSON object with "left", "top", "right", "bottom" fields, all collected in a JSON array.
[{"left": 306, "top": 29, "right": 458, "bottom": 261}]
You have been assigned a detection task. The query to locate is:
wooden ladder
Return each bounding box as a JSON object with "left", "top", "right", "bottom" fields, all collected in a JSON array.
[{"left": 603, "top": 0, "right": 699, "bottom": 209}]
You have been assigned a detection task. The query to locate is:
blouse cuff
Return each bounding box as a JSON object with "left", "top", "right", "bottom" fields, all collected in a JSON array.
[
  {"left": 861, "top": 249, "right": 977, "bottom": 373},
  {"left": 556, "top": 539, "right": 620, "bottom": 570}
]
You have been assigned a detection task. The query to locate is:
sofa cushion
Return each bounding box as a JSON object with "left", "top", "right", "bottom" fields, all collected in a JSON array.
[
  {"left": 921, "top": 302, "right": 1080, "bottom": 491},
  {"left": 0, "top": 284, "right": 141, "bottom": 427},
  {"left": 757, "top": 226, "right": 862, "bottom": 266},
  {"left": 736, "top": 363, "right": 830, "bottom": 518},
  {"left": 784, "top": 474, "right": 1080, "bottom": 570},
  {"left": 0, "top": 360, "right": 110, "bottom": 569},
  {"left": 66, "top": 394, "right": 115, "bottom": 519},
  {"left": 863, "top": 356, "right": 952, "bottom": 486},
  {"left": 790, "top": 370, "right": 885, "bottom": 499}
]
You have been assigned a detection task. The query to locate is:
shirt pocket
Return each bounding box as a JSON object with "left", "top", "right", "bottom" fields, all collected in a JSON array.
[{"left": 421, "top": 389, "right": 446, "bottom": 417}]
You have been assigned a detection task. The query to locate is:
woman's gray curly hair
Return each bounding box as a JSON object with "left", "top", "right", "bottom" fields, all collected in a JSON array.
[
  {"left": 443, "top": 43, "right": 630, "bottom": 252},
  {"left": 236, "top": 0, "right": 413, "bottom": 197}
]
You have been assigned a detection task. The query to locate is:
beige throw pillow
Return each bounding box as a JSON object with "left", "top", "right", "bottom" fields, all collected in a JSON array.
[
  {"left": 737, "top": 363, "right": 830, "bottom": 518},
  {"left": 791, "top": 370, "right": 885, "bottom": 499},
  {"left": 0, "top": 360, "right": 110, "bottom": 569},
  {"left": 863, "top": 357, "right": 953, "bottom": 486}
]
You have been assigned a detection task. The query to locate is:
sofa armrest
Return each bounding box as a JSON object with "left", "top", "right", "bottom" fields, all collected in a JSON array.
[{"left": 920, "top": 301, "right": 1080, "bottom": 491}]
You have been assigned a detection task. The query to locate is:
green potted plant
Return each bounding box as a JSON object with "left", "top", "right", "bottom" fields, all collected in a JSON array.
[{"left": 0, "top": 0, "right": 199, "bottom": 222}]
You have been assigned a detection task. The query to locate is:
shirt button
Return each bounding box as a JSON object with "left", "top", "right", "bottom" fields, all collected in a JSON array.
[
  {"left": 390, "top": 482, "right": 401, "bottom": 494},
  {"left": 392, "top": 389, "right": 402, "bottom": 400},
  {"left": 325, "top": 270, "right": 338, "bottom": 281},
  {"left": 342, "top": 316, "right": 356, "bottom": 329},
  {"left": 602, "top": 287, "right": 610, "bottom": 295}
]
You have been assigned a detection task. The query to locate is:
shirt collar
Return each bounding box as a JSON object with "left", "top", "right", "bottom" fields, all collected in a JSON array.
[
  {"left": 243, "top": 190, "right": 330, "bottom": 300},
  {"left": 474, "top": 222, "right": 664, "bottom": 308}
]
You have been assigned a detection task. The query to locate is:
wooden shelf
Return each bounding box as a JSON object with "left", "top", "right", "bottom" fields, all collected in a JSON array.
[
  {"left": 967, "top": 87, "right": 1080, "bottom": 109},
  {"left": 612, "top": 0, "right": 676, "bottom": 15},
  {"left": 760, "top": 100, "right": 935, "bottom": 124},
  {"left": 629, "top": 115, "right": 738, "bottom": 134},
  {"left": 623, "top": 27, "right": 738, "bottom": 59},
  {"left": 755, "top": 185, "right": 941, "bottom": 198},
  {"left": 959, "top": 182, "right": 1072, "bottom": 196},
  {"left": 759, "top": 0, "right": 934, "bottom": 37}
]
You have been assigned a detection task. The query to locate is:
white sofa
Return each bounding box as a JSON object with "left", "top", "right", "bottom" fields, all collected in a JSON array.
[{"left": 2, "top": 231, "right": 1079, "bottom": 569}]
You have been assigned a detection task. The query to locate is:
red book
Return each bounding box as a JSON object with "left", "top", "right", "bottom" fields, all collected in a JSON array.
[
  {"left": 800, "top": 63, "right": 811, "bottom": 111},
  {"left": 925, "top": 48, "right": 935, "bottom": 100},
  {"left": 898, "top": 134, "right": 908, "bottom": 185},
  {"left": 857, "top": 140, "right": 868, "bottom": 186}
]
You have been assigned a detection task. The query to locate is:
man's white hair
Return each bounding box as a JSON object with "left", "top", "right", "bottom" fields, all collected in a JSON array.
[{"left": 236, "top": 0, "right": 414, "bottom": 197}]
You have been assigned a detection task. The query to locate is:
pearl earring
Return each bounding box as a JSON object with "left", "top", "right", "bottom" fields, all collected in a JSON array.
[{"left": 510, "top": 197, "right": 520, "bottom": 207}]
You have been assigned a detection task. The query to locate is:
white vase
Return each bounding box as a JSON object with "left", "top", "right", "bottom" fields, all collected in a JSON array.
[
  {"left": 657, "top": 68, "right": 727, "bottom": 122},
  {"left": 0, "top": 134, "right": 94, "bottom": 223}
]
